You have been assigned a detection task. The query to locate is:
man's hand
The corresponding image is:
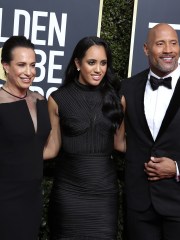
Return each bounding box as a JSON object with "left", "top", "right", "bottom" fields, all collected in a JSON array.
[{"left": 144, "top": 156, "right": 176, "bottom": 181}]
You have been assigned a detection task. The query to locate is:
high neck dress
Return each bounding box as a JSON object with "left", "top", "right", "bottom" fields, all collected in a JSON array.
[
  {"left": 0, "top": 89, "right": 51, "bottom": 240},
  {"left": 49, "top": 80, "right": 118, "bottom": 239}
]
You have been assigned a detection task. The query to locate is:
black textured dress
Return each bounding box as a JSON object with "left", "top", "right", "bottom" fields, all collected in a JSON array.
[
  {"left": 49, "top": 80, "right": 118, "bottom": 239},
  {"left": 0, "top": 97, "right": 51, "bottom": 240}
]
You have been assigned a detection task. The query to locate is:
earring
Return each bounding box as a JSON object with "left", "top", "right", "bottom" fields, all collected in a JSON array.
[{"left": 77, "top": 68, "right": 80, "bottom": 71}]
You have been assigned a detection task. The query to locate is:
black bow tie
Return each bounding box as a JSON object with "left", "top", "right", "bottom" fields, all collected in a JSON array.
[{"left": 149, "top": 75, "right": 172, "bottom": 91}]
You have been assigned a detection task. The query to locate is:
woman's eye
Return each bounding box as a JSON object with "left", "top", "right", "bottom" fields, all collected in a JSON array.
[
  {"left": 88, "top": 60, "right": 95, "bottom": 65},
  {"left": 18, "top": 63, "right": 25, "bottom": 67},
  {"left": 101, "top": 61, "right": 107, "bottom": 66}
]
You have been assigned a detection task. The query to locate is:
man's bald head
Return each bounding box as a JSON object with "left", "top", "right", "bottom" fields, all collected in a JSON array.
[{"left": 143, "top": 23, "right": 180, "bottom": 77}]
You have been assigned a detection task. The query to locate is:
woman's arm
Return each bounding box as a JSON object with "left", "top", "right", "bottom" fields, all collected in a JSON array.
[
  {"left": 43, "top": 96, "right": 61, "bottom": 160},
  {"left": 114, "top": 96, "right": 126, "bottom": 152}
]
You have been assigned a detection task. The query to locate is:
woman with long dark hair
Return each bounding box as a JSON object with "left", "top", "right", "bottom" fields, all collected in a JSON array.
[{"left": 44, "top": 36, "right": 125, "bottom": 239}]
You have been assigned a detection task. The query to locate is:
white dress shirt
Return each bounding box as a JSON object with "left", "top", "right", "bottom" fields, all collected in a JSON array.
[{"left": 144, "top": 64, "right": 180, "bottom": 179}]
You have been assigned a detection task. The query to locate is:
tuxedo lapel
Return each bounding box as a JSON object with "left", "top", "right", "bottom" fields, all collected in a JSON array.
[
  {"left": 135, "top": 70, "right": 154, "bottom": 141},
  {"left": 156, "top": 77, "right": 180, "bottom": 141}
]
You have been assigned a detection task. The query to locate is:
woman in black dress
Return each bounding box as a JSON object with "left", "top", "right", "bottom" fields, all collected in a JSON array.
[
  {"left": 0, "top": 36, "right": 51, "bottom": 240},
  {"left": 44, "top": 36, "right": 125, "bottom": 239}
]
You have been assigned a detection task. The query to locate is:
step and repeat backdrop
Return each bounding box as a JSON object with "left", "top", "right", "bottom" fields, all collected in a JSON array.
[
  {"left": 0, "top": 0, "right": 103, "bottom": 98},
  {"left": 128, "top": 0, "right": 180, "bottom": 77}
]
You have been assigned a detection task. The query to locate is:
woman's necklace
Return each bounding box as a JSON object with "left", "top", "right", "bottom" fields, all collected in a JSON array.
[{"left": 1, "top": 87, "right": 27, "bottom": 99}]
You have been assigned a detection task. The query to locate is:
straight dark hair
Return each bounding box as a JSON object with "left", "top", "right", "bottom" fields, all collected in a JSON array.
[
  {"left": 1, "top": 35, "right": 35, "bottom": 64},
  {"left": 63, "top": 36, "right": 123, "bottom": 131}
]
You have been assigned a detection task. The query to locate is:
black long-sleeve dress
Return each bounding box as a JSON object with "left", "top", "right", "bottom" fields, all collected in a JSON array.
[{"left": 49, "top": 80, "right": 118, "bottom": 239}]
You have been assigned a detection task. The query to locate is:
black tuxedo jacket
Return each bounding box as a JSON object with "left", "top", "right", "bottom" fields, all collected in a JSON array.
[{"left": 122, "top": 69, "right": 180, "bottom": 216}]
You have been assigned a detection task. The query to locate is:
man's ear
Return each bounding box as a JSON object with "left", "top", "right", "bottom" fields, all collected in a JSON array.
[{"left": 143, "top": 43, "right": 149, "bottom": 56}]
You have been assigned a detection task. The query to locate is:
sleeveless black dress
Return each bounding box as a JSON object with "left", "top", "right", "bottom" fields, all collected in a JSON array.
[
  {"left": 0, "top": 99, "right": 51, "bottom": 240},
  {"left": 49, "top": 80, "right": 118, "bottom": 239}
]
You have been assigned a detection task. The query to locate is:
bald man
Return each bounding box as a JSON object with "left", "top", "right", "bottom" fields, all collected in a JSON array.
[{"left": 121, "top": 23, "right": 180, "bottom": 239}]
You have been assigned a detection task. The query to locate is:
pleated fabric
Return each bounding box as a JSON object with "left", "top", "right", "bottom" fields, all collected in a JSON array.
[{"left": 49, "top": 80, "right": 118, "bottom": 239}]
